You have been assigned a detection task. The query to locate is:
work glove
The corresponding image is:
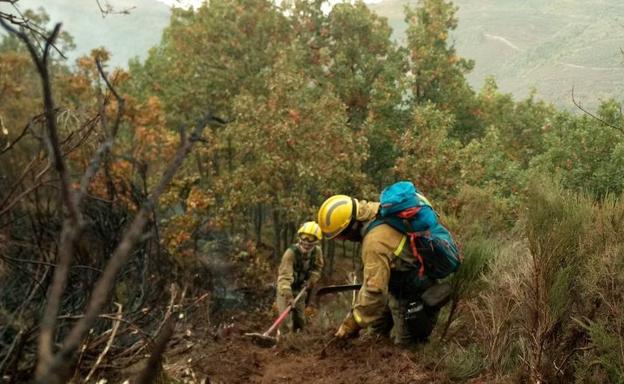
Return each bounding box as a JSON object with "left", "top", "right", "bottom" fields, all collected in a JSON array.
[
  {"left": 335, "top": 312, "right": 360, "bottom": 339},
  {"left": 280, "top": 291, "right": 294, "bottom": 307},
  {"left": 304, "top": 306, "right": 317, "bottom": 318},
  {"left": 304, "top": 280, "right": 316, "bottom": 290}
]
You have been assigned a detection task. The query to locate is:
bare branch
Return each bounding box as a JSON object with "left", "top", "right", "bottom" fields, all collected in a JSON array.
[
  {"left": 78, "top": 59, "right": 125, "bottom": 199},
  {"left": 96, "top": 60, "right": 124, "bottom": 125},
  {"left": 0, "top": 112, "right": 101, "bottom": 219},
  {"left": 0, "top": 7, "right": 68, "bottom": 59},
  {"left": 153, "top": 284, "right": 179, "bottom": 339},
  {"left": 0, "top": 19, "right": 78, "bottom": 220},
  {"left": 0, "top": 330, "right": 23, "bottom": 373},
  {"left": 0, "top": 18, "right": 85, "bottom": 379},
  {"left": 95, "top": 0, "right": 136, "bottom": 18},
  {"left": 0, "top": 116, "right": 32, "bottom": 155},
  {"left": 0, "top": 255, "right": 103, "bottom": 273},
  {"left": 57, "top": 313, "right": 152, "bottom": 341},
  {"left": 39, "top": 111, "right": 215, "bottom": 383},
  {"left": 83, "top": 303, "right": 122, "bottom": 383},
  {"left": 135, "top": 285, "right": 180, "bottom": 384},
  {"left": 571, "top": 87, "right": 624, "bottom": 135},
  {"left": 134, "top": 317, "right": 175, "bottom": 384},
  {"left": 0, "top": 155, "right": 46, "bottom": 214},
  {"left": 0, "top": 173, "right": 52, "bottom": 218},
  {"left": 3, "top": 8, "right": 222, "bottom": 383}
]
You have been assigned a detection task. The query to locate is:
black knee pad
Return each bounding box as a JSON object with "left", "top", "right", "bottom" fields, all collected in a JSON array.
[{"left": 404, "top": 300, "right": 440, "bottom": 341}]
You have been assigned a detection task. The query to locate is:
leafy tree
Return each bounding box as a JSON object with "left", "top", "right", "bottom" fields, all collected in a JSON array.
[
  {"left": 285, "top": 1, "right": 409, "bottom": 187},
  {"left": 129, "top": 0, "right": 291, "bottom": 126},
  {"left": 393, "top": 102, "right": 461, "bottom": 204},
  {"left": 476, "top": 77, "right": 555, "bottom": 168},
  {"left": 325, "top": 1, "right": 403, "bottom": 130},
  {"left": 404, "top": 0, "right": 479, "bottom": 141},
  {"left": 459, "top": 125, "right": 526, "bottom": 201},
  {"left": 531, "top": 100, "right": 624, "bottom": 197},
  {"left": 219, "top": 40, "right": 368, "bottom": 253}
]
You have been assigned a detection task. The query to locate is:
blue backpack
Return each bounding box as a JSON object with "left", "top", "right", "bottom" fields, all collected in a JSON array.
[{"left": 366, "top": 181, "right": 462, "bottom": 280}]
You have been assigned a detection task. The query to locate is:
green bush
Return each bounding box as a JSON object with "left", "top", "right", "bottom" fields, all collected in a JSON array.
[{"left": 573, "top": 195, "right": 624, "bottom": 383}]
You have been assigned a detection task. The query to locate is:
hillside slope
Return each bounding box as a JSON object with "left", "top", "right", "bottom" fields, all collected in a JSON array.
[
  {"left": 0, "top": 0, "right": 171, "bottom": 67},
  {"left": 370, "top": 0, "right": 624, "bottom": 109},
  {"left": 4, "top": 0, "right": 623, "bottom": 108}
]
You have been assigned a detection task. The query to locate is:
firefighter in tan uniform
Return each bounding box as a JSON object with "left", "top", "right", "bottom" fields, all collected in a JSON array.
[
  {"left": 276, "top": 221, "right": 324, "bottom": 333},
  {"left": 317, "top": 196, "right": 443, "bottom": 344}
]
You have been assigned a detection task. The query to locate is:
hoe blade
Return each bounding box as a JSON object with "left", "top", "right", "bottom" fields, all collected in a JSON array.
[{"left": 245, "top": 332, "right": 278, "bottom": 348}]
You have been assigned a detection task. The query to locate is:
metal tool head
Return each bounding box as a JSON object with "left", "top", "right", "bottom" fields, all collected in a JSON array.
[
  {"left": 245, "top": 332, "right": 278, "bottom": 348},
  {"left": 310, "top": 284, "right": 362, "bottom": 306}
]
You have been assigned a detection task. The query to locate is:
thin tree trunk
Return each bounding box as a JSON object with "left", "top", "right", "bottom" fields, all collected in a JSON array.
[
  {"left": 281, "top": 219, "right": 290, "bottom": 251},
  {"left": 272, "top": 208, "right": 281, "bottom": 261},
  {"left": 255, "top": 203, "right": 263, "bottom": 244}
]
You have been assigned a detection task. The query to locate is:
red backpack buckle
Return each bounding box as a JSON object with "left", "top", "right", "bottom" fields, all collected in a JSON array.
[{"left": 396, "top": 207, "right": 421, "bottom": 219}]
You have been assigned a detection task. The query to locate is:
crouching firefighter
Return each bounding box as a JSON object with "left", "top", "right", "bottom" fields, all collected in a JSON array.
[
  {"left": 317, "top": 181, "right": 461, "bottom": 344},
  {"left": 276, "top": 221, "right": 324, "bottom": 333}
]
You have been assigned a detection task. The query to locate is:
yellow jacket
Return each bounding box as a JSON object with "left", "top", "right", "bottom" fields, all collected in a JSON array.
[
  {"left": 277, "top": 245, "right": 324, "bottom": 297},
  {"left": 352, "top": 201, "right": 423, "bottom": 327}
]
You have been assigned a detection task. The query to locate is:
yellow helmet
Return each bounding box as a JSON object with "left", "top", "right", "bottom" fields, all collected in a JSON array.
[
  {"left": 317, "top": 195, "right": 356, "bottom": 239},
  {"left": 297, "top": 221, "right": 323, "bottom": 241}
]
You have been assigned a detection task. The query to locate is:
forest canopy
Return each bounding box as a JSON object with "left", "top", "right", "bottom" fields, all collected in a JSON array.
[{"left": 1, "top": 1, "right": 623, "bottom": 383}]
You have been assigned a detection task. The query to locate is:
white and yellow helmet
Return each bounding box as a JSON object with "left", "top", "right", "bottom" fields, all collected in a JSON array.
[
  {"left": 297, "top": 221, "right": 323, "bottom": 242},
  {"left": 317, "top": 195, "right": 357, "bottom": 239}
]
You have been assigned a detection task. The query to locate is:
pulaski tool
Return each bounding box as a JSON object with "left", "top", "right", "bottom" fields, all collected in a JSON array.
[{"left": 245, "top": 287, "right": 308, "bottom": 348}]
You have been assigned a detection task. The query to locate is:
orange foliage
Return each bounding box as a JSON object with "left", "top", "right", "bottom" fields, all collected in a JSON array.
[{"left": 133, "top": 96, "right": 177, "bottom": 163}]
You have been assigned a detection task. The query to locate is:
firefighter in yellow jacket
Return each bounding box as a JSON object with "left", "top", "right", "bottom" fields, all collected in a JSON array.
[
  {"left": 317, "top": 196, "right": 447, "bottom": 344},
  {"left": 276, "top": 221, "right": 324, "bottom": 333}
]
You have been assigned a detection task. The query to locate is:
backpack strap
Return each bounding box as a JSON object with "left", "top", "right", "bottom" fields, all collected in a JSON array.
[
  {"left": 375, "top": 216, "right": 431, "bottom": 278},
  {"left": 399, "top": 217, "right": 431, "bottom": 278},
  {"left": 406, "top": 231, "right": 430, "bottom": 278}
]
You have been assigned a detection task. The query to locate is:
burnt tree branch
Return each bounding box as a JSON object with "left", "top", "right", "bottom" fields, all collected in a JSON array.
[
  {"left": 78, "top": 59, "right": 125, "bottom": 200},
  {"left": 135, "top": 284, "right": 181, "bottom": 384},
  {"left": 0, "top": 116, "right": 31, "bottom": 155},
  {"left": 0, "top": 20, "right": 77, "bottom": 219},
  {"left": 0, "top": 1, "right": 68, "bottom": 59},
  {"left": 38, "top": 113, "right": 215, "bottom": 383},
  {"left": 95, "top": 0, "right": 136, "bottom": 18},
  {"left": 3, "top": 11, "right": 221, "bottom": 384},
  {"left": 0, "top": 19, "right": 86, "bottom": 375}
]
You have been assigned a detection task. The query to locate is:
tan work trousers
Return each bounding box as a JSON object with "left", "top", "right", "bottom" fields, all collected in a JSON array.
[{"left": 276, "top": 289, "right": 307, "bottom": 333}]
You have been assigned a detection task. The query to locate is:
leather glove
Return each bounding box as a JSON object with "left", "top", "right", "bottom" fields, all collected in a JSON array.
[
  {"left": 281, "top": 291, "right": 294, "bottom": 307},
  {"left": 304, "top": 280, "right": 316, "bottom": 290},
  {"left": 335, "top": 313, "right": 361, "bottom": 339},
  {"left": 304, "top": 306, "right": 317, "bottom": 318}
]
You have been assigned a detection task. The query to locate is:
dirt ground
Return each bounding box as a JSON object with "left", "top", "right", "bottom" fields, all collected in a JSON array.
[
  {"left": 157, "top": 292, "right": 452, "bottom": 384},
  {"left": 165, "top": 326, "right": 440, "bottom": 384},
  {"left": 153, "top": 254, "right": 465, "bottom": 384}
]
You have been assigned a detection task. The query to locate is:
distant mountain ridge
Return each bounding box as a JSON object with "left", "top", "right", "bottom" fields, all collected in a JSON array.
[
  {"left": 369, "top": 0, "right": 624, "bottom": 109},
  {"left": 3, "top": 0, "right": 623, "bottom": 109},
  {"left": 0, "top": 0, "right": 172, "bottom": 67}
]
